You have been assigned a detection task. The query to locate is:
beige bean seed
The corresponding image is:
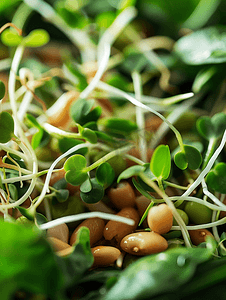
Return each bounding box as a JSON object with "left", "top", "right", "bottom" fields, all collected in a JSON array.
[
  {"left": 91, "top": 246, "right": 121, "bottom": 268},
  {"left": 47, "top": 223, "right": 69, "bottom": 244},
  {"left": 147, "top": 204, "right": 173, "bottom": 234},
  {"left": 56, "top": 247, "right": 73, "bottom": 257},
  {"left": 189, "top": 228, "right": 214, "bottom": 246},
  {"left": 120, "top": 231, "right": 168, "bottom": 256},
  {"left": 103, "top": 207, "right": 140, "bottom": 244},
  {"left": 107, "top": 181, "right": 136, "bottom": 210},
  {"left": 47, "top": 237, "right": 72, "bottom": 252},
  {"left": 70, "top": 217, "right": 105, "bottom": 247}
]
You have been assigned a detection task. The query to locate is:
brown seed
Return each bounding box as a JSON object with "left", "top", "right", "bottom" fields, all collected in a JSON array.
[
  {"left": 103, "top": 207, "right": 140, "bottom": 244},
  {"left": 147, "top": 204, "right": 173, "bottom": 234},
  {"left": 91, "top": 246, "right": 121, "bottom": 268},
  {"left": 47, "top": 223, "right": 69, "bottom": 244},
  {"left": 56, "top": 247, "right": 73, "bottom": 257},
  {"left": 70, "top": 217, "right": 105, "bottom": 247},
  {"left": 120, "top": 231, "right": 168, "bottom": 256},
  {"left": 47, "top": 236, "right": 72, "bottom": 252},
  {"left": 107, "top": 181, "right": 136, "bottom": 210},
  {"left": 189, "top": 228, "right": 214, "bottom": 246}
]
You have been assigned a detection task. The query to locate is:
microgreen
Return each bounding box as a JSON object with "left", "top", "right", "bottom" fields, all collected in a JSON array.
[
  {"left": 174, "top": 26, "right": 226, "bottom": 65},
  {"left": 0, "top": 112, "right": 15, "bottom": 143},
  {"left": 117, "top": 165, "right": 145, "bottom": 183},
  {"left": 102, "top": 247, "right": 213, "bottom": 300},
  {"left": 96, "top": 162, "right": 115, "bottom": 188},
  {"left": 150, "top": 144, "right": 171, "bottom": 181},
  {"left": 58, "top": 137, "right": 88, "bottom": 156},
  {"left": 80, "top": 177, "right": 104, "bottom": 204},
  {"left": 196, "top": 112, "right": 226, "bottom": 140},
  {"left": 102, "top": 118, "right": 138, "bottom": 135},
  {"left": 174, "top": 144, "right": 202, "bottom": 170},
  {"left": 23, "top": 29, "right": 50, "bottom": 47},
  {"left": 206, "top": 162, "right": 226, "bottom": 194},
  {"left": 0, "top": 80, "right": 5, "bottom": 99},
  {"left": 64, "top": 154, "right": 88, "bottom": 186},
  {"left": 70, "top": 98, "right": 102, "bottom": 126}
]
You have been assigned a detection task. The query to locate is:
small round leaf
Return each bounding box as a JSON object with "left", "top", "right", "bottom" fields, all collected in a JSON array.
[
  {"left": 82, "top": 128, "right": 97, "bottom": 144},
  {"left": 24, "top": 29, "right": 50, "bottom": 47},
  {"left": 174, "top": 151, "right": 188, "bottom": 170},
  {"left": 150, "top": 145, "right": 171, "bottom": 180},
  {"left": 96, "top": 162, "right": 115, "bottom": 187},
  {"left": 0, "top": 80, "right": 5, "bottom": 99},
  {"left": 1, "top": 29, "right": 23, "bottom": 46},
  {"left": 0, "top": 112, "right": 14, "bottom": 143},
  {"left": 80, "top": 178, "right": 104, "bottom": 204},
  {"left": 206, "top": 162, "right": 226, "bottom": 194},
  {"left": 117, "top": 165, "right": 145, "bottom": 183}
]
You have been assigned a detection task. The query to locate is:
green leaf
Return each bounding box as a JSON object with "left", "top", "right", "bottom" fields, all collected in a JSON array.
[
  {"left": 31, "top": 129, "right": 44, "bottom": 150},
  {"left": 81, "top": 128, "right": 97, "bottom": 144},
  {"left": 35, "top": 213, "right": 48, "bottom": 226},
  {"left": 174, "top": 151, "right": 188, "bottom": 170},
  {"left": 56, "top": 189, "right": 69, "bottom": 203},
  {"left": 174, "top": 145, "right": 202, "bottom": 170},
  {"left": 150, "top": 144, "right": 171, "bottom": 180},
  {"left": 138, "top": 201, "right": 154, "bottom": 226},
  {"left": 196, "top": 112, "right": 226, "bottom": 140},
  {"left": 192, "top": 66, "right": 218, "bottom": 93},
  {"left": 16, "top": 206, "right": 34, "bottom": 221},
  {"left": 58, "top": 137, "right": 88, "bottom": 156},
  {"left": 117, "top": 165, "right": 145, "bottom": 183},
  {"left": 26, "top": 113, "right": 42, "bottom": 129},
  {"left": 8, "top": 184, "right": 18, "bottom": 201},
  {"left": 103, "top": 118, "right": 138, "bottom": 135},
  {"left": 206, "top": 162, "right": 226, "bottom": 194},
  {"left": 70, "top": 98, "right": 101, "bottom": 125},
  {"left": 174, "top": 26, "right": 226, "bottom": 65},
  {"left": 64, "top": 154, "right": 88, "bottom": 186},
  {"left": 0, "top": 80, "right": 5, "bottom": 99},
  {"left": 1, "top": 28, "right": 23, "bottom": 46},
  {"left": 132, "top": 178, "right": 155, "bottom": 202},
  {"left": 0, "top": 112, "right": 14, "bottom": 143},
  {"left": 80, "top": 177, "right": 92, "bottom": 193},
  {"left": 96, "top": 162, "right": 115, "bottom": 188},
  {"left": 56, "top": 226, "right": 94, "bottom": 288},
  {"left": 80, "top": 178, "right": 104, "bottom": 204},
  {"left": 102, "top": 247, "right": 212, "bottom": 300},
  {"left": 0, "top": 0, "right": 21, "bottom": 14},
  {"left": 24, "top": 29, "right": 50, "bottom": 47},
  {"left": 0, "top": 220, "right": 63, "bottom": 298}
]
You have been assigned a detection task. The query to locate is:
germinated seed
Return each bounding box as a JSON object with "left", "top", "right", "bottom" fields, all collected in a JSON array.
[
  {"left": 107, "top": 181, "right": 136, "bottom": 210},
  {"left": 103, "top": 207, "right": 140, "bottom": 244},
  {"left": 91, "top": 245, "right": 121, "bottom": 268},
  {"left": 120, "top": 231, "right": 168, "bottom": 255},
  {"left": 147, "top": 204, "right": 173, "bottom": 234},
  {"left": 70, "top": 217, "right": 105, "bottom": 247},
  {"left": 47, "top": 236, "right": 72, "bottom": 252},
  {"left": 47, "top": 223, "right": 69, "bottom": 244},
  {"left": 189, "top": 228, "right": 214, "bottom": 246}
]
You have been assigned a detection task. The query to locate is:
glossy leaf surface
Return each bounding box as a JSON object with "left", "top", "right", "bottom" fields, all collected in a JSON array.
[
  {"left": 206, "top": 162, "right": 226, "bottom": 194},
  {"left": 0, "top": 112, "right": 14, "bottom": 143},
  {"left": 174, "top": 26, "right": 226, "bottom": 65},
  {"left": 150, "top": 144, "right": 171, "bottom": 180},
  {"left": 103, "top": 247, "right": 212, "bottom": 300},
  {"left": 64, "top": 154, "right": 88, "bottom": 186}
]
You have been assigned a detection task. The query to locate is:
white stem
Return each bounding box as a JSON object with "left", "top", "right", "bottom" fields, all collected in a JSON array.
[
  {"left": 182, "top": 130, "right": 226, "bottom": 197},
  {"left": 39, "top": 211, "right": 135, "bottom": 230}
]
